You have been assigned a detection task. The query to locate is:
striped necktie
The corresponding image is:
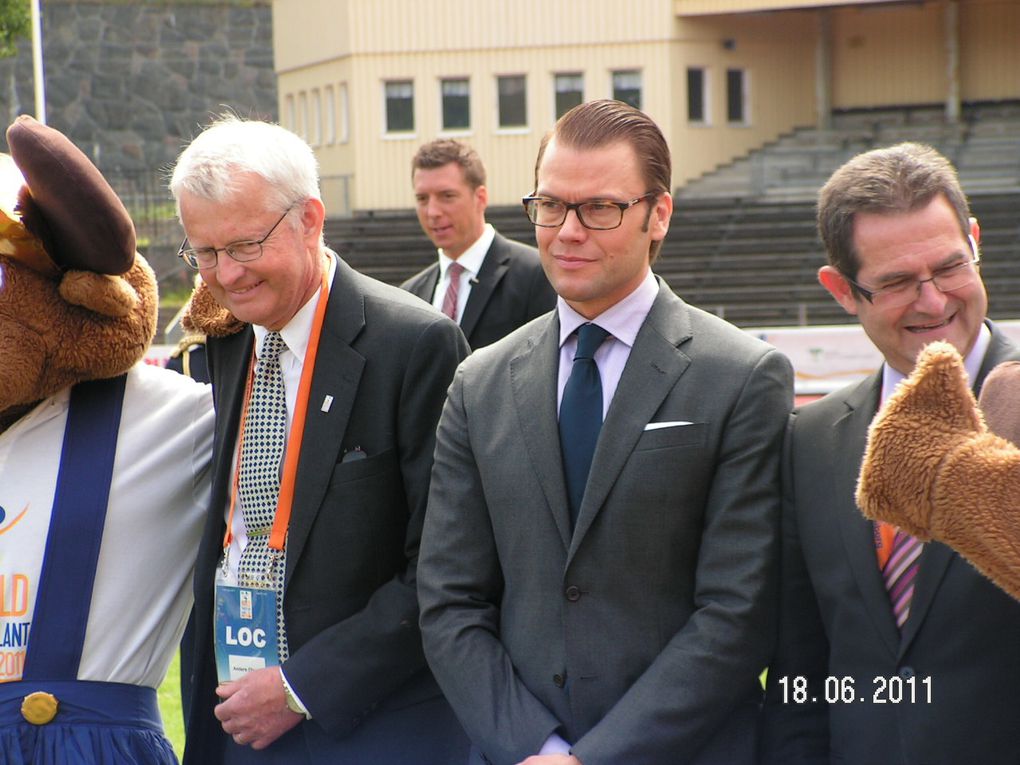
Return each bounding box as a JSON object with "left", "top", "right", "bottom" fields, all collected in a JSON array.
[
  {"left": 441, "top": 261, "right": 465, "bottom": 321},
  {"left": 883, "top": 528, "right": 923, "bottom": 630}
]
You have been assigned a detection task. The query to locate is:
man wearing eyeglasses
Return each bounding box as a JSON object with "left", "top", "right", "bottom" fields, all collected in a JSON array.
[
  {"left": 418, "top": 99, "right": 793, "bottom": 765},
  {"left": 760, "top": 142, "right": 1020, "bottom": 765},
  {"left": 170, "top": 116, "right": 470, "bottom": 764}
]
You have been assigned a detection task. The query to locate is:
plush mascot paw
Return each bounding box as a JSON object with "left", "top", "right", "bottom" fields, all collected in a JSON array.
[
  {"left": 978, "top": 361, "right": 1020, "bottom": 445},
  {"left": 858, "top": 341, "right": 1020, "bottom": 601},
  {"left": 856, "top": 341, "right": 983, "bottom": 539}
]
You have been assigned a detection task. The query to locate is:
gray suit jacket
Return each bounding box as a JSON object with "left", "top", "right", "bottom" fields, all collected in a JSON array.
[
  {"left": 761, "top": 321, "right": 1020, "bottom": 765},
  {"left": 400, "top": 231, "right": 556, "bottom": 350},
  {"left": 418, "top": 278, "right": 793, "bottom": 765}
]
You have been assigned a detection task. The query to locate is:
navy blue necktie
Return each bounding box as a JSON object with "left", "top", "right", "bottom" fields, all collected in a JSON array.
[{"left": 559, "top": 323, "right": 610, "bottom": 526}]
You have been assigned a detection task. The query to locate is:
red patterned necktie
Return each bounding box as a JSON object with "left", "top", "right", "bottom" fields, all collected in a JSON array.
[
  {"left": 882, "top": 528, "right": 923, "bottom": 630},
  {"left": 441, "top": 261, "right": 465, "bottom": 321}
]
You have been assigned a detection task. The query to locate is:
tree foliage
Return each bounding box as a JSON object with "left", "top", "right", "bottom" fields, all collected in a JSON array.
[{"left": 0, "top": 0, "right": 30, "bottom": 59}]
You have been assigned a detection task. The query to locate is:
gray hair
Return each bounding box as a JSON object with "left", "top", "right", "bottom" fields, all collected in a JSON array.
[{"left": 169, "top": 114, "right": 320, "bottom": 219}]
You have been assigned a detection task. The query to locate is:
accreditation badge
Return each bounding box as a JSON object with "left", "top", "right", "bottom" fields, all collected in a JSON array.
[{"left": 214, "top": 581, "right": 279, "bottom": 684}]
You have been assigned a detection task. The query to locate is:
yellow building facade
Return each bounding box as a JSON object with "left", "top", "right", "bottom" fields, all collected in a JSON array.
[{"left": 273, "top": 0, "right": 1019, "bottom": 216}]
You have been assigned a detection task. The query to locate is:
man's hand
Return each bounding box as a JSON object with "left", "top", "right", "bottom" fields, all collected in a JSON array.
[
  {"left": 214, "top": 666, "right": 303, "bottom": 750},
  {"left": 516, "top": 756, "right": 582, "bottom": 765}
]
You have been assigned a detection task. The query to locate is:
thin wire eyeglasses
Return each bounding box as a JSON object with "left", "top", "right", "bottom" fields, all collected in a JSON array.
[
  {"left": 844, "top": 252, "right": 981, "bottom": 310},
  {"left": 522, "top": 191, "right": 659, "bottom": 231},
  {"left": 178, "top": 207, "right": 293, "bottom": 270}
]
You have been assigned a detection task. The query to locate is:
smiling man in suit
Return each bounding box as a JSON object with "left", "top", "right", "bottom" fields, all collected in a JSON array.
[
  {"left": 402, "top": 139, "right": 555, "bottom": 349},
  {"left": 760, "top": 143, "right": 1020, "bottom": 764},
  {"left": 170, "top": 116, "right": 470, "bottom": 764},
  {"left": 417, "top": 100, "right": 793, "bottom": 765}
]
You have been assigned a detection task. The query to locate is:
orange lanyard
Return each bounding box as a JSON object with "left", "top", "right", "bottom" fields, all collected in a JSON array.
[{"left": 223, "top": 270, "right": 330, "bottom": 554}]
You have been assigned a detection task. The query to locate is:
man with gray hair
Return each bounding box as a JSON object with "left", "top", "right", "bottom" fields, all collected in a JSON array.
[{"left": 171, "top": 116, "right": 469, "bottom": 764}]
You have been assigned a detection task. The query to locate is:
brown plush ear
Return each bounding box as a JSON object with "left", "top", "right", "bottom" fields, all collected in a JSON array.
[
  {"left": 182, "top": 280, "right": 245, "bottom": 337},
  {"left": 6, "top": 115, "right": 135, "bottom": 275}
]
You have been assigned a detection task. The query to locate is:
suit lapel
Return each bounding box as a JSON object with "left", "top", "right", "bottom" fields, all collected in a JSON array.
[
  {"left": 459, "top": 236, "right": 510, "bottom": 341},
  {"left": 510, "top": 313, "right": 573, "bottom": 551},
  {"left": 568, "top": 284, "right": 692, "bottom": 564},
  {"left": 408, "top": 262, "right": 440, "bottom": 304},
  {"left": 833, "top": 375, "right": 903, "bottom": 657},
  {"left": 283, "top": 259, "right": 366, "bottom": 590},
  {"left": 212, "top": 329, "right": 253, "bottom": 490}
]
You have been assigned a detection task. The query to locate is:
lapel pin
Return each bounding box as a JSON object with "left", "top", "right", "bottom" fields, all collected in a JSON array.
[{"left": 321, "top": 395, "right": 334, "bottom": 413}]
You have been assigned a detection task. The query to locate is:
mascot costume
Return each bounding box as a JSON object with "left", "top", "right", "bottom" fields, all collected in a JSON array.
[
  {"left": 0, "top": 116, "right": 214, "bottom": 763},
  {"left": 858, "top": 340, "right": 1020, "bottom": 600}
]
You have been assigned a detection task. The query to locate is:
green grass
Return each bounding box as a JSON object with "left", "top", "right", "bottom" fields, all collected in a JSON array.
[{"left": 157, "top": 650, "right": 186, "bottom": 759}]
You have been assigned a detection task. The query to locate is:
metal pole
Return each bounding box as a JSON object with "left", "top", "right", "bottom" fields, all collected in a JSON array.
[{"left": 31, "top": 0, "right": 46, "bottom": 124}]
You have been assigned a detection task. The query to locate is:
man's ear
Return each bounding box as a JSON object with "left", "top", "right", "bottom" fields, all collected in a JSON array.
[
  {"left": 299, "top": 196, "right": 326, "bottom": 245},
  {"left": 650, "top": 191, "right": 673, "bottom": 242},
  {"left": 819, "top": 265, "right": 860, "bottom": 316}
]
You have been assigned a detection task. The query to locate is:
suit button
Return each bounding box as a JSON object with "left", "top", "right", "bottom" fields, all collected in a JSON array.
[
  {"left": 553, "top": 673, "right": 565, "bottom": 688},
  {"left": 898, "top": 666, "right": 915, "bottom": 680},
  {"left": 564, "top": 585, "right": 581, "bottom": 601}
]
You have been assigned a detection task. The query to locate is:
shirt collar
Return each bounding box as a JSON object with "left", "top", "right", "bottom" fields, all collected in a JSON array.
[
  {"left": 438, "top": 223, "right": 494, "bottom": 279},
  {"left": 557, "top": 269, "right": 658, "bottom": 349},
  {"left": 252, "top": 251, "right": 336, "bottom": 364},
  {"left": 881, "top": 321, "right": 992, "bottom": 400}
]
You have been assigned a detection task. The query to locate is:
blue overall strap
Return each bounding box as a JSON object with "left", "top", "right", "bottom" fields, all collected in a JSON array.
[{"left": 22, "top": 374, "right": 128, "bottom": 681}]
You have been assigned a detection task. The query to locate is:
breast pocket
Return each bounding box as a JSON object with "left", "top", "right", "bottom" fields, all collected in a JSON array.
[
  {"left": 633, "top": 422, "right": 708, "bottom": 452},
  {"left": 331, "top": 447, "right": 400, "bottom": 484}
]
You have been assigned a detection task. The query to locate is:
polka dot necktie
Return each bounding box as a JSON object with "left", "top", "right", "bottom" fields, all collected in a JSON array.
[{"left": 237, "top": 330, "right": 290, "bottom": 660}]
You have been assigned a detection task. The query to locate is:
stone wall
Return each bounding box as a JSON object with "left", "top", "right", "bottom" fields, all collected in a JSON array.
[{"left": 0, "top": 0, "right": 277, "bottom": 310}]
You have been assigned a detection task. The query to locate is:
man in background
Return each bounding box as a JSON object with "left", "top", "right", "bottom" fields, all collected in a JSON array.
[
  {"left": 761, "top": 142, "right": 1020, "bottom": 765},
  {"left": 403, "top": 138, "right": 555, "bottom": 349}
]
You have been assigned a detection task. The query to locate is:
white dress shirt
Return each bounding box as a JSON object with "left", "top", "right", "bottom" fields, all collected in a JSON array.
[{"left": 430, "top": 223, "right": 495, "bottom": 322}]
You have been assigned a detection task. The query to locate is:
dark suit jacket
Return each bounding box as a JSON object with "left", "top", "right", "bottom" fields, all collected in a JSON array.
[
  {"left": 418, "top": 279, "right": 794, "bottom": 765},
  {"left": 761, "top": 322, "right": 1020, "bottom": 765},
  {"left": 400, "top": 231, "right": 556, "bottom": 350},
  {"left": 183, "top": 256, "right": 470, "bottom": 764}
]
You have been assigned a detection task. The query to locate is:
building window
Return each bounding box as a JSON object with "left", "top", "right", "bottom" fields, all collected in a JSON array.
[
  {"left": 297, "top": 91, "right": 308, "bottom": 140},
  {"left": 339, "top": 82, "right": 349, "bottom": 143},
  {"left": 310, "top": 88, "right": 322, "bottom": 146},
  {"left": 497, "top": 75, "right": 527, "bottom": 128},
  {"left": 284, "top": 93, "right": 295, "bottom": 132},
  {"left": 441, "top": 78, "right": 470, "bottom": 131},
  {"left": 612, "top": 70, "right": 642, "bottom": 110},
  {"left": 687, "top": 67, "right": 706, "bottom": 123},
  {"left": 385, "top": 80, "right": 414, "bottom": 133},
  {"left": 554, "top": 73, "right": 583, "bottom": 119},
  {"left": 324, "top": 86, "right": 336, "bottom": 144},
  {"left": 727, "top": 68, "right": 748, "bottom": 124}
]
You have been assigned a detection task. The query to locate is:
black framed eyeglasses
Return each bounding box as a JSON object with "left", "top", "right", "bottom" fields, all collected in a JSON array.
[
  {"left": 844, "top": 253, "right": 981, "bottom": 309},
  {"left": 178, "top": 207, "right": 293, "bottom": 270},
  {"left": 522, "top": 191, "right": 659, "bottom": 231}
]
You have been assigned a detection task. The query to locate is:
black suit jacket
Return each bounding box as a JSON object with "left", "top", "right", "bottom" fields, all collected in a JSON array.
[
  {"left": 183, "top": 256, "right": 470, "bottom": 764},
  {"left": 761, "top": 322, "right": 1020, "bottom": 765},
  {"left": 401, "top": 231, "right": 556, "bottom": 350}
]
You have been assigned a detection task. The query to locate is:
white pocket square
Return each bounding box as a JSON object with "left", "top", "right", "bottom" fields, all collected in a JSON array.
[{"left": 644, "top": 420, "right": 693, "bottom": 431}]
